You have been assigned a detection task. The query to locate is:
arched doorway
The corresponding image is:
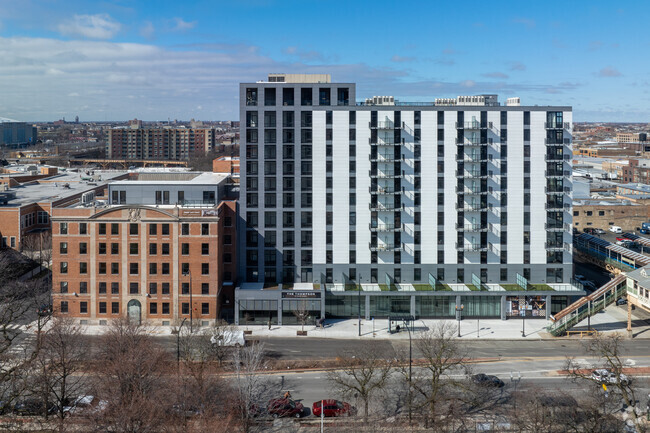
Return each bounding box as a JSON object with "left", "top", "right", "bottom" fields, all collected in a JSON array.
[{"left": 127, "top": 299, "right": 141, "bottom": 324}]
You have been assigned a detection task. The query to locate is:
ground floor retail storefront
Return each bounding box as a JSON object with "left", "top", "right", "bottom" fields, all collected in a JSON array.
[{"left": 235, "top": 283, "right": 585, "bottom": 325}]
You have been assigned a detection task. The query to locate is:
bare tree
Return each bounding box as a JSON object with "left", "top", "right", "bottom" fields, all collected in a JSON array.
[
  {"left": 33, "top": 317, "right": 88, "bottom": 430},
  {"left": 205, "top": 319, "right": 238, "bottom": 366},
  {"left": 292, "top": 300, "right": 310, "bottom": 333},
  {"left": 565, "top": 332, "right": 644, "bottom": 429},
  {"left": 327, "top": 342, "right": 394, "bottom": 421},
  {"left": 406, "top": 321, "right": 471, "bottom": 429},
  {"left": 232, "top": 343, "right": 273, "bottom": 433},
  {"left": 90, "top": 318, "right": 173, "bottom": 433}
]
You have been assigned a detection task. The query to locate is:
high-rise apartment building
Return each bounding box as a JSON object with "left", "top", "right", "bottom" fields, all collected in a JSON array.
[
  {"left": 236, "top": 74, "right": 579, "bottom": 323},
  {"left": 106, "top": 126, "right": 218, "bottom": 160}
]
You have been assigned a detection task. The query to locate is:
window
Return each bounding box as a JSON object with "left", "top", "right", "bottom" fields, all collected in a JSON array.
[
  {"left": 201, "top": 243, "right": 209, "bottom": 255},
  {"left": 99, "top": 282, "right": 107, "bottom": 294},
  {"left": 162, "top": 303, "right": 170, "bottom": 314},
  {"left": 60, "top": 262, "right": 68, "bottom": 274},
  {"left": 79, "top": 242, "right": 87, "bottom": 254},
  {"left": 111, "top": 282, "right": 119, "bottom": 294},
  {"left": 182, "top": 282, "right": 190, "bottom": 295},
  {"left": 130, "top": 243, "right": 138, "bottom": 255},
  {"left": 202, "top": 303, "right": 209, "bottom": 315},
  {"left": 60, "top": 301, "right": 68, "bottom": 314},
  {"left": 264, "top": 87, "right": 276, "bottom": 106},
  {"left": 181, "top": 223, "right": 189, "bottom": 235},
  {"left": 178, "top": 191, "right": 185, "bottom": 204},
  {"left": 149, "top": 282, "right": 157, "bottom": 295},
  {"left": 99, "top": 262, "right": 107, "bottom": 274},
  {"left": 129, "top": 282, "right": 138, "bottom": 294},
  {"left": 149, "top": 243, "right": 157, "bottom": 255},
  {"left": 224, "top": 216, "right": 232, "bottom": 227},
  {"left": 162, "top": 263, "right": 170, "bottom": 275},
  {"left": 112, "top": 302, "right": 119, "bottom": 314},
  {"left": 79, "top": 262, "right": 87, "bottom": 274},
  {"left": 201, "top": 283, "right": 209, "bottom": 295},
  {"left": 79, "top": 282, "right": 87, "bottom": 294},
  {"left": 99, "top": 302, "right": 107, "bottom": 314},
  {"left": 129, "top": 223, "right": 138, "bottom": 235},
  {"left": 149, "top": 263, "right": 157, "bottom": 275},
  {"left": 301, "top": 88, "right": 312, "bottom": 106},
  {"left": 202, "top": 263, "right": 209, "bottom": 275},
  {"left": 162, "top": 243, "right": 170, "bottom": 255},
  {"left": 60, "top": 281, "right": 68, "bottom": 293},
  {"left": 98, "top": 223, "right": 106, "bottom": 235},
  {"left": 149, "top": 224, "right": 157, "bottom": 235},
  {"left": 224, "top": 234, "right": 232, "bottom": 245},
  {"left": 60, "top": 222, "right": 68, "bottom": 235},
  {"left": 60, "top": 242, "right": 68, "bottom": 254},
  {"left": 162, "top": 283, "right": 170, "bottom": 295},
  {"left": 182, "top": 303, "right": 190, "bottom": 315},
  {"left": 319, "top": 88, "right": 331, "bottom": 105},
  {"left": 111, "top": 243, "right": 119, "bottom": 255},
  {"left": 283, "top": 87, "right": 294, "bottom": 106},
  {"left": 162, "top": 224, "right": 170, "bottom": 236},
  {"left": 202, "top": 224, "right": 209, "bottom": 235},
  {"left": 111, "top": 263, "right": 119, "bottom": 274},
  {"left": 80, "top": 302, "right": 87, "bottom": 314},
  {"left": 111, "top": 223, "right": 119, "bottom": 235},
  {"left": 150, "top": 303, "right": 157, "bottom": 315},
  {"left": 181, "top": 243, "right": 189, "bottom": 255},
  {"left": 224, "top": 253, "right": 232, "bottom": 263}
]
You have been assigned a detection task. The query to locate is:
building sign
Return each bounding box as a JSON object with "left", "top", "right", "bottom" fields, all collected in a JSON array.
[
  {"left": 182, "top": 210, "right": 202, "bottom": 217},
  {"left": 202, "top": 209, "right": 218, "bottom": 217},
  {"left": 282, "top": 291, "right": 321, "bottom": 299}
]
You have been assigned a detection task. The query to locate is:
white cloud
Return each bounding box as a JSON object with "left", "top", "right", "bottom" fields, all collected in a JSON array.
[
  {"left": 140, "top": 21, "right": 155, "bottom": 39},
  {"left": 57, "top": 14, "right": 121, "bottom": 39},
  {"left": 172, "top": 17, "right": 196, "bottom": 31},
  {"left": 391, "top": 55, "right": 415, "bottom": 63},
  {"left": 598, "top": 66, "right": 622, "bottom": 77}
]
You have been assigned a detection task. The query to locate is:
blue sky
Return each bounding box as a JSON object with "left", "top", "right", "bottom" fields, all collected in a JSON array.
[{"left": 0, "top": 0, "right": 649, "bottom": 121}]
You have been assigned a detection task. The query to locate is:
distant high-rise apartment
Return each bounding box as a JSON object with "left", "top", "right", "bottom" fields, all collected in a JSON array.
[
  {"left": 106, "top": 125, "right": 218, "bottom": 161},
  {"left": 236, "top": 74, "right": 578, "bottom": 323}
]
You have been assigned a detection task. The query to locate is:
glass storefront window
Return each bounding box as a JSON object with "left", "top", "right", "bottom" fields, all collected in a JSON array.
[{"left": 326, "top": 295, "right": 365, "bottom": 318}]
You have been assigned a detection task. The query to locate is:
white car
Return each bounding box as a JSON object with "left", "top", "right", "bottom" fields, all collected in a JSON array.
[
  {"left": 591, "top": 369, "right": 629, "bottom": 385},
  {"left": 63, "top": 395, "right": 108, "bottom": 415},
  {"left": 609, "top": 226, "right": 623, "bottom": 233},
  {"left": 210, "top": 330, "right": 245, "bottom": 347}
]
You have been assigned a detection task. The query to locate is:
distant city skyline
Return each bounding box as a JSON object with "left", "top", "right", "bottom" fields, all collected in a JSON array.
[{"left": 1, "top": 0, "right": 649, "bottom": 122}]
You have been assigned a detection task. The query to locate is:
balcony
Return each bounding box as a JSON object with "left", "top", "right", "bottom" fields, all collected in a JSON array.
[
  {"left": 369, "top": 202, "right": 401, "bottom": 211},
  {"left": 456, "top": 202, "right": 488, "bottom": 211},
  {"left": 456, "top": 169, "right": 488, "bottom": 178},
  {"left": 369, "top": 242, "right": 402, "bottom": 252},
  {"left": 545, "top": 222, "right": 571, "bottom": 231},
  {"left": 370, "top": 186, "right": 401, "bottom": 195},
  {"left": 370, "top": 170, "right": 402, "bottom": 179},
  {"left": 545, "top": 138, "right": 572, "bottom": 146},
  {"left": 370, "top": 137, "right": 398, "bottom": 146},
  {"left": 456, "top": 223, "right": 488, "bottom": 232},
  {"left": 456, "top": 153, "right": 488, "bottom": 162},
  {"left": 455, "top": 242, "right": 488, "bottom": 252},
  {"left": 370, "top": 153, "right": 402, "bottom": 163},
  {"left": 456, "top": 186, "right": 488, "bottom": 195},
  {"left": 544, "top": 122, "right": 571, "bottom": 130},
  {"left": 456, "top": 138, "right": 489, "bottom": 146},
  {"left": 545, "top": 203, "right": 571, "bottom": 211},
  {"left": 369, "top": 223, "right": 401, "bottom": 232},
  {"left": 456, "top": 121, "right": 490, "bottom": 129},
  {"left": 545, "top": 154, "right": 571, "bottom": 162},
  {"left": 545, "top": 170, "right": 571, "bottom": 178},
  {"left": 545, "top": 242, "right": 571, "bottom": 251}
]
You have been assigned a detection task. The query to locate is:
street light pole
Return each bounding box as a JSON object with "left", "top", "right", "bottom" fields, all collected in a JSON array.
[
  {"left": 358, "top": 275, "right": 362, "bottom": 337},
  {"left": 455, "top": 304, "right": 464, "bottom": 338},
  {"left": 405, "top": 318, "right": 412, "bottom": 425},
  {"left": 183, "top": 270, "right": 193, "bottom": 333},
  {"left": 177, "top": 317, "right": 188, "bottom": 365},
  {"left": 521, "top": 296, "right": 526, "bottom": 338}
]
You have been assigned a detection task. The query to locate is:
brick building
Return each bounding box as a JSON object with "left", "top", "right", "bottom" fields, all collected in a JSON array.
[{"left": 51, "top": 172, "right": 237, "bottom": 325}]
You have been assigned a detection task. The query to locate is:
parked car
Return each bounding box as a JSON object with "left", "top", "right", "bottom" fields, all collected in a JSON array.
[
  {"left": 210, "top": 330, "right": 245, "bottom": 347},
  {"left": 472, "top": 373, "right": 505, "bottom": 388},
  {"left": 616, "top": 298, "right": 628, "bottom": 306},
  {"left": 591, "top": 369, "right": 629, "bottom": 385},
  {"left": 609, "top": 226, "right": 623, "bottom": 233},
  {"left": 14, "top": 399, "right": 56, "bottom": 416},
  {"left": 267, "top": 398, "right": 304, "bottom": 418},
  {"left": 37, "top": 304, "right": 53, "bottom": 317},
  {"left": 583, "top": 228, "right": 595, "bottom": 234},
  {"left": 594, "top": 228, "right": 606, "bottom": 234},
  {"left": 63, "top": 395, "right": 107, "bottom": 416},
  {"left": 312, "top": 399, "right": 355, "bottom": 417}
]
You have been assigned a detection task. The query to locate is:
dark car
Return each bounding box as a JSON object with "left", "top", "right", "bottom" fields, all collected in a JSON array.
[
  {"left": 14, "top": 399, "right": 56, "bottom": 416},
  {"left": 472, "top": 373, "right": 505, "bottom": 388},
  {"left": 583, "top": 228, "right": 596, "bottom": 234},
  {"left": 37, "top": 304, "right": 53, "bottom": 317},
  {"left": 312, "top": 399, "right": 355, "bottom": 417},
  {"left": 267, "top": 398, "right": 304, "bottom": 418}
]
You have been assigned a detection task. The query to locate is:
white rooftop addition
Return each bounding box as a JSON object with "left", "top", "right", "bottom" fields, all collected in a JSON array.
[{"left": 0, "top": 117, "right": 22, "bottom": 123}]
